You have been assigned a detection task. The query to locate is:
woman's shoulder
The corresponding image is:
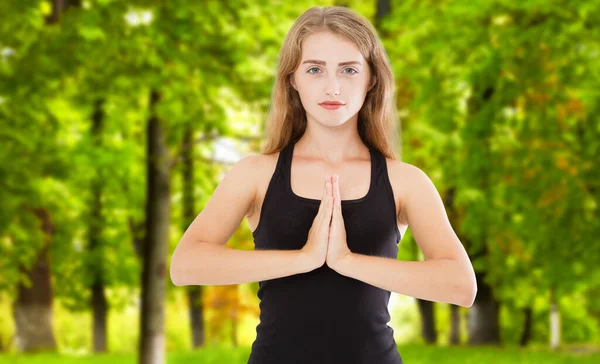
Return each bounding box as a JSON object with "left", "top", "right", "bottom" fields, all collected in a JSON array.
[
  {"left": 252, "top": 151, "right": 281, "bottom": 173},
  {"left": 243, "top": 151, "right": 282, "bottom": 216},
  {"left": 384, "top": 157, "right": 432, "bottom": 225},
  {"left": 384, "top": 157, "right": 427, "bottom": 181},
  {"left": 241, "top": 150, "right": 281, "bottom": 172}
]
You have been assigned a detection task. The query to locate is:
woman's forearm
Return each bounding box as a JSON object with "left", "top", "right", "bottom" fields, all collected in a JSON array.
[
  {"left": 335, "top": 253, "right": 476, "bottom": 307},
  {"left": 170, "top": 241, "right": 310, "bottom": 286}
]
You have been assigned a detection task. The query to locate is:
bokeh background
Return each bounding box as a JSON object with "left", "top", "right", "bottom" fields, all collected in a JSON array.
[{"left": 1, "top": 0, "right": 599, "bottom": 363}]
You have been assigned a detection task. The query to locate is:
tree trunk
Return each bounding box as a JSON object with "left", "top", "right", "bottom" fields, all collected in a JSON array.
[
  {"left": 445, "top": 188, "right": 462, "bottom": 346},
  {"left": 90, "top": 98, "right": 108, "bottom": 353},
  {"left": 519, "top": 306, "right": 532, "bottom": 347},
  {"left": 549, "top": 286, "right": 560, "bottom": 349},
  {"left": 467, "top": 271, "right": 500, "bottom": 345},
  {"left": 45, "top": 0, "right": 81, "bottom": 25},
  {"left": 12, "top": 208, "right": 57, "bottom": 352},
  {"left": 181, "top": 126, "right": 206, "bottom": 348},
  {"left": 188, "top": 287, "right": 204, "bottom": 348},
  {"left": 416, "top": 299, "right": 437, "bottom": 344},
  {"left": 139, "top": 89, "right": 171, "bottom": 364},
  {"left": 464, "top": 64, "right": 499, "bottom": 345},
  {"left": 449, "top": 304, "right": 461, "bottom": 345},
  {"left": 231, "top": 305, "right": 238, "bottom": 347},
  {"left": 91, "top": 279, "right": 107, "bottom": 352},
  {"left": 12, "top": 0, "right": 79, "bottom": 353}
]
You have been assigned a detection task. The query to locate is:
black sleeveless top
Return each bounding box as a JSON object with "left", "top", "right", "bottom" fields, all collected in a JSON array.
[{"left": 247, "top": 140, "right": 403, "bottom": 364}]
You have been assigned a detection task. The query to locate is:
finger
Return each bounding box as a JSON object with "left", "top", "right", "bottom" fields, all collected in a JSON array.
[
  {"left": 319, "top": 178, "right": 332, "bottom": 231},
  {"left": 327, "top": 176, "right": 334, "bottom": 217},
  {"left": 318, "top": 175, "right": 330, "bottom": 215},
  {"left": 334, "top": 175, "right": 341, "bottom": 217},
  {"left": 321, "top": 176, "right": 333, "bottom": 229},
  {"left": 334, "top": 176, "right": 345, "bottom": 230},
  {"left": 321, "top": 177, "right": 333, "bottom": 232}
]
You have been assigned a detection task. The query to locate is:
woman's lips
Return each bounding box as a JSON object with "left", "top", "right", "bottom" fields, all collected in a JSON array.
[{"left": 320, "top": 103, "right": 344, "bottom": 110}]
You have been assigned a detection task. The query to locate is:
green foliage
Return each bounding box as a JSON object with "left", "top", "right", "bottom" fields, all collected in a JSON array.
[
  {"left": 384, "top": 0, "right": 600, "bottom": 338},
  {"left": 0, "top": 0, "right": 599, "bottom": 356}
]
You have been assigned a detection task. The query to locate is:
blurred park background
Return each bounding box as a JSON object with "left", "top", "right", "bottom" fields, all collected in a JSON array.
[{"left": 1, "top": 0, "right": 599, "bottom": 363}]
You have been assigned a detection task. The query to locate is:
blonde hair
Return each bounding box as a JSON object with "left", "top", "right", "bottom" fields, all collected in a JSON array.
[{"left": 259, "top": 6, "right": 400, "bottom": 159}]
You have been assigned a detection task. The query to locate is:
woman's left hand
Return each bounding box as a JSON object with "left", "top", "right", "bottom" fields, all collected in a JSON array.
[{"left": 326, "top": 175, "right": 352, "bottom": 270}]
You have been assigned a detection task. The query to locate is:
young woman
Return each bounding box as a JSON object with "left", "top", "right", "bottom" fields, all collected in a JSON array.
[{"left": 170, "top": 6, "right": 477, "bottom": 364}]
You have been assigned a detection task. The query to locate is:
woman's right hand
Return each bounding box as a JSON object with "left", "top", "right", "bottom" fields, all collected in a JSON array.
[{"left": 300, "top": 175, "right": 333, "bottom": 271}]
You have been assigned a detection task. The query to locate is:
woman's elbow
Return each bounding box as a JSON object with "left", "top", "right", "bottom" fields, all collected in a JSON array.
[{"left": 169, "top": 246, "right": 187, "bottom": 286}]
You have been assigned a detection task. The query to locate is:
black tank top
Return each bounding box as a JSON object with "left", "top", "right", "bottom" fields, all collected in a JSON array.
[{"left": 247, "top": 140, "right": 403, "bottom": 364}]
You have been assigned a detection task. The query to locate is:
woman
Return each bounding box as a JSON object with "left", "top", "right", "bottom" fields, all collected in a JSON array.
[{"left": 170, "top": 6, "right": 477, "bottom": 364}]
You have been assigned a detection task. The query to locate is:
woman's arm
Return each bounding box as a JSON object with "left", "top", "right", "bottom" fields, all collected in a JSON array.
[
  {"left": 334, "top": 162, "right": 477, "bottom": 307},
  {"left": 335, "top": 254, "right": 474, "bottom": 307},
  {"left": 171, "top": 241, "right": 309, "bottom": 286},
  {"left": 170, "top": 154, "right": 311, "bottom": 286}
]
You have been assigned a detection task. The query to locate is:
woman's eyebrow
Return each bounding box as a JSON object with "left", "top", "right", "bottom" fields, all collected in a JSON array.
[{"left": 302, "top": 59, "right": 363, "bottom": 66}]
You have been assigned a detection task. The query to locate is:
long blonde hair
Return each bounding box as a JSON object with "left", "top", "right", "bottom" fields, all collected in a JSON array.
[{"left": 259, "top": 6, "right": 400, "bottom": 159}]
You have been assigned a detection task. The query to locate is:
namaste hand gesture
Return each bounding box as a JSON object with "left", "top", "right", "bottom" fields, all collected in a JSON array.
[{"left": 301, "top": 175, "right": 352, "bottom": 271}]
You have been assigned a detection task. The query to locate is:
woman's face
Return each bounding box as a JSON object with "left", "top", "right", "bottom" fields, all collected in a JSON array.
[{"left": 291, "top": 31, "right": 372, "bottom": 127}]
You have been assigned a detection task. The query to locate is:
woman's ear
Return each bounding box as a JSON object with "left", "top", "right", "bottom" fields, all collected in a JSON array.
[
  {"left": 290, "top": 74, "right": 297, "bottom": 91},
  {"left": 367, "top": 76, "right": 376, "bottom": 92}
]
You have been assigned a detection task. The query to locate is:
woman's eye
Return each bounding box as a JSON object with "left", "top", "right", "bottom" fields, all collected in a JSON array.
[{"left": 306, "top": 67, "right": 358, "bottom": 75}]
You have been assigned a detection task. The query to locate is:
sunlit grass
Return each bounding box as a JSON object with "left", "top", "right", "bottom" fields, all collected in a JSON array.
[{"left": 1, "top": 343, "right": 599, "bottom": 364}]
